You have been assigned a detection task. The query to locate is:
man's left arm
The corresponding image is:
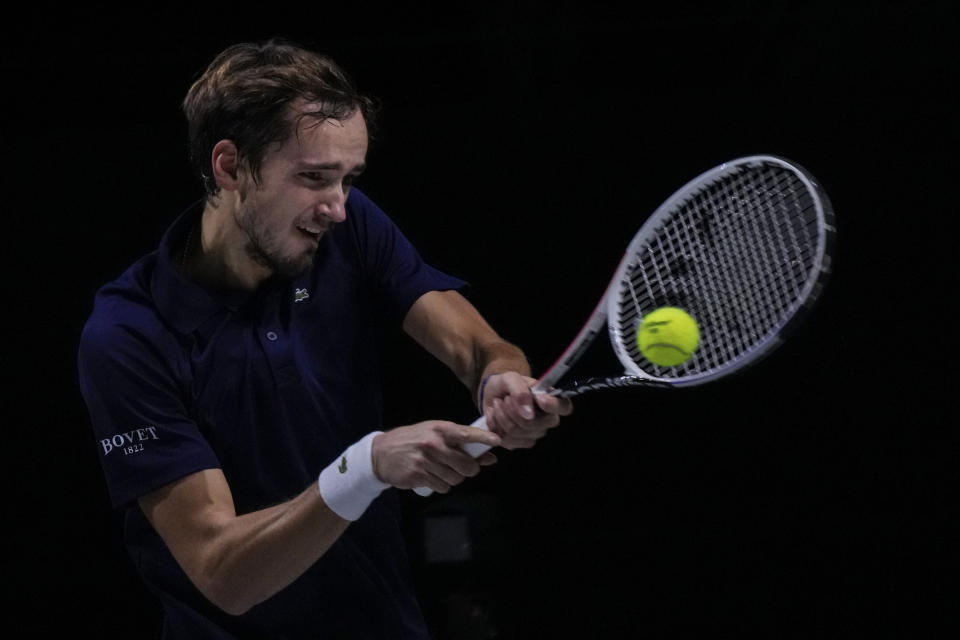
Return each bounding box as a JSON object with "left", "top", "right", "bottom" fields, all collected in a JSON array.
[{"left": 402, "top": 290, "right": 572, "bottom": 449}]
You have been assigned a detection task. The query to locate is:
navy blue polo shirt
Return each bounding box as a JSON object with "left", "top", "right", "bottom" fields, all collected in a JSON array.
[{"left": 78, "top": 188, "right": 465, "bottom": 639}]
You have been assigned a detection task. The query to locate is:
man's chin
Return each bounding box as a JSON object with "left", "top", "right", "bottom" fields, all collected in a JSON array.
[{"left": 248, "top": 247, "right": 313, "bottom": 280}]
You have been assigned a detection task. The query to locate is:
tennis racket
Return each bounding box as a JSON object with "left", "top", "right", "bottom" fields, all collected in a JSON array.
[{"left": 415, "top": 154, "right": 835, "bottom": 496}]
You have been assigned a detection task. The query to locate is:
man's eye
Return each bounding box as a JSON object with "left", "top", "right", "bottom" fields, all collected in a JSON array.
[{"left": 301, "top": 172, "right": 360, "bottom": 189}]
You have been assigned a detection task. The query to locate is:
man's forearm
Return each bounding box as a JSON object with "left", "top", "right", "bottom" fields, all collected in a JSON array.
[
  {"left": 140, "top": 469, "right": 351, "bottom": 616},
  {"left": 202, "top": 484, "right": 350, "bottom": 614},
  {"left": 402, "top": 290, "right": 533, "bottom": 405}
]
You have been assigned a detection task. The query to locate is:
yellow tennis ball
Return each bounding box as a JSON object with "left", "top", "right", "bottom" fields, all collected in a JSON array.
[{"left": 636, "top": 307, "right": 700, "bottom": 367}]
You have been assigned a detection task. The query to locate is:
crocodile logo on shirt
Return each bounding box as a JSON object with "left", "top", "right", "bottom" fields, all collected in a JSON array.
[
  {"left": 294, "top": 288, "right": 310, "bottom": 303},
  {"left": 338, "top": 456, "right": 348, "bottom": 473}
]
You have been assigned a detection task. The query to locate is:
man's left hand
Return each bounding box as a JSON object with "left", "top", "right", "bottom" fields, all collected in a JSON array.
[{"left": 479, "top": 372, "right": 573, "bottom": 449}]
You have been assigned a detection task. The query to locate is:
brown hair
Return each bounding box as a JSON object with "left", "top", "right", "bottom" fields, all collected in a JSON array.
[{"left": 182, "top": 38, "right": 378, "bottom": 197}]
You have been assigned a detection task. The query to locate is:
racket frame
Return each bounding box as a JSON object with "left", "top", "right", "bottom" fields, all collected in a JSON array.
[
  {"left": 415, "top": 154, "right": 835, "bottom": 495},
  {"left": 605, "top": 154, "right": 835, "bottom": 388}
]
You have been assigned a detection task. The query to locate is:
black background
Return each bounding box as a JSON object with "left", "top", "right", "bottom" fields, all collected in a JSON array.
[{"left": 5, "top": 1, "right": 955, "bottom": 637}]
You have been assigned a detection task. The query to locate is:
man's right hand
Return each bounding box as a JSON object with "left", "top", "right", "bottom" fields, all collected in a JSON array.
[{"left": 371, "top": 421, "right": 501, "bottom": 494}]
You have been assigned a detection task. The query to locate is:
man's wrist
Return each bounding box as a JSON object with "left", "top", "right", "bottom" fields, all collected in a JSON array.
[
  {"left": 477, "top": 373, "right": 497, "bottom": 409},
  {"left": 318, "top": 432, "right": 389, "bottom": 521}
]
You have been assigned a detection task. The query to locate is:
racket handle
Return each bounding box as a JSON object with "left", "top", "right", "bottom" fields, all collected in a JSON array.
[{"left": 413, "top": 415, "right": 491, "bottom": 497}]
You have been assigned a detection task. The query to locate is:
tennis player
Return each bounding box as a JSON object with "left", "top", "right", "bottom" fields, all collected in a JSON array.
[{"left": 77, "top": 38, "right": 571, "bottom": 638}]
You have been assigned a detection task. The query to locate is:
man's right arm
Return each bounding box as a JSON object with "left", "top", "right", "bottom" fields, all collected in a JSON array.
[
  {"left": 138, "top": 420, "right": 500, "bottom": 615},
  {"left": 140, "top": 467, "right": 347, "bottom": 616}
]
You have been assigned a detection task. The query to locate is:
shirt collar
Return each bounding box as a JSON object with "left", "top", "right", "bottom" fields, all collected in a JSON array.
[{"left": 152, "top": 201, "right": 254, "bottom": 335}]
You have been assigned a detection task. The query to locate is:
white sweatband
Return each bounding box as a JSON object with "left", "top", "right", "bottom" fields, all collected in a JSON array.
[{"left": 318, "top": 431, "right": 389, "bottom": 521}]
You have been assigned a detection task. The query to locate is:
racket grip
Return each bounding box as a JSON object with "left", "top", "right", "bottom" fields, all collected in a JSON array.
[{"left": 413, "top": 415, "right": 491, "bottom": 497}]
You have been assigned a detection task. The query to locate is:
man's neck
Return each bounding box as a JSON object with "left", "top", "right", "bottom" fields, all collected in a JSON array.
[{"left": 182, "top": 199, "right": 272, "bottom": 292}]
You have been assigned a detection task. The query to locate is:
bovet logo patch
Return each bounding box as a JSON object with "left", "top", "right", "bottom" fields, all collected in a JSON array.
[{"left": 100, "top": 426, "right": 159, "bottom": 456}]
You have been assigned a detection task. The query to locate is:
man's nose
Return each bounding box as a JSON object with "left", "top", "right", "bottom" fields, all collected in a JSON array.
[{"left": 318, "top": 189, "right": 347, "bottom": 223}]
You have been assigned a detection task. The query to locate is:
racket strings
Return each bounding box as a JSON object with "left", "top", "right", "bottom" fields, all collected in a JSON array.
[
  {"left": 687, "top": 167, "right": 815, "bottom": 356},
  {"left": 616, "top": 162, "right": 823, "bottom": 379},
  {"left": 707, "top": 170, "right": 804, "bottom": 340}
]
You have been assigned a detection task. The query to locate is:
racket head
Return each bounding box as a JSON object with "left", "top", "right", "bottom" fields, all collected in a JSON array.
[{"left": 607, "top": 155, "right": 835, "bottom": 386}]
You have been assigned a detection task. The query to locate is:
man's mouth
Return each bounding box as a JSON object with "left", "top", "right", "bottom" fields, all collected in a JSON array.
[{"left": 297, "top": 224, "right": 325, "bottom": 242}]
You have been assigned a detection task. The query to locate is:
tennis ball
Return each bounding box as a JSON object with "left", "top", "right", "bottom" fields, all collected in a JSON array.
[{"left": 636, "top": 307, "right": 700, "bottom": 367}]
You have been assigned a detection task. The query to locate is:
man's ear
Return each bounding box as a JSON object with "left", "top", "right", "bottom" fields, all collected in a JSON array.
[{"left": 210, "top": 140, "right": 242, "bottom": 193}]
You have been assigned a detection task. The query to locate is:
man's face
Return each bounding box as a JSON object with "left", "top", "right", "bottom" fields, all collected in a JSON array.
[{"left": 234, "top": 107, "right": 368, "bottom": 278}]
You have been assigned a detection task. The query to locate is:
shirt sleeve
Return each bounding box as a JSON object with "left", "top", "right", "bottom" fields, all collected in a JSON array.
[
  {"left": 77, "top": 304, "right": 221, "bottom": 508},
  {"left": 345, "top": 188, "right": 468, "bottom": 320}
]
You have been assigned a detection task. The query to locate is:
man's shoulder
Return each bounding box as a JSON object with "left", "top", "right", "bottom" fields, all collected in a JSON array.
[
  {"left": 345, "top": 186, "right": 391, "bottom": 225},
  {"left": 80, "top": 254, "right": 173, "bottom": 356},
  {"left": 346, "top": 186, "right": 375, "bottom": 210}
]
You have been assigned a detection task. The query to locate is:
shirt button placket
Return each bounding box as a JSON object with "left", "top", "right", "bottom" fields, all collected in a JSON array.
[{"left": 262, "top": 328, "right": 297, "bottom": 386}]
